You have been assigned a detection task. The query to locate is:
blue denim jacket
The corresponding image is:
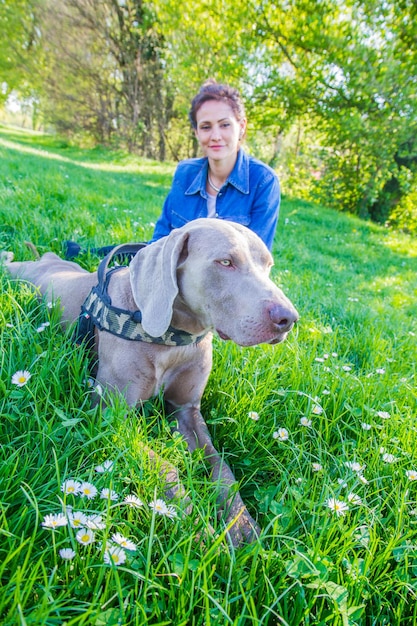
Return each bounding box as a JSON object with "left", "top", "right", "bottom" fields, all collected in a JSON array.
[{"left": 151, "top": 149, "right": 280, "bottom": 250}]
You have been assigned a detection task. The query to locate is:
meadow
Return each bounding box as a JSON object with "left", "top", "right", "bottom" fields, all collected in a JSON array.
[{"left": 0, "top": 123, "right": 416, "bottom": 625}]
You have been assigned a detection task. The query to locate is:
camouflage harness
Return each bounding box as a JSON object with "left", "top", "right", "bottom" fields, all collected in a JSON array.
[{"left": 74, "top": 243, "right": 207, "bottom": 348}]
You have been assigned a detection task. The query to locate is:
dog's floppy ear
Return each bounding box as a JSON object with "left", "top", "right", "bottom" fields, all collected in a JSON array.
[{"left": 129, "top": 230, "right": 189, "bottom": 337}]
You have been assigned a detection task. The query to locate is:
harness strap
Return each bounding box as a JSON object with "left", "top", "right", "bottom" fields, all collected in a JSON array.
[{"left": 75, "top": 242, "right": 208, "bottom": 348}]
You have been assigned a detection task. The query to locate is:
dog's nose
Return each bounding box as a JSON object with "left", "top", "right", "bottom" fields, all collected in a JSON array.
[{"left": 269, "top": 303, "right": 299, "bottom": 333}]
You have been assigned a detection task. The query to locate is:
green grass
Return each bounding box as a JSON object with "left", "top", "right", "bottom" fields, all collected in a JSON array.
[{"left": 1, "top": 124, "right": 417, "bottom": 625}]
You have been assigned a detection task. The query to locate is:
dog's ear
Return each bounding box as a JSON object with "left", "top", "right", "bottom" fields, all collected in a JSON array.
[{"left": 129, "top": 230, "right": 189, "bottom": 337}]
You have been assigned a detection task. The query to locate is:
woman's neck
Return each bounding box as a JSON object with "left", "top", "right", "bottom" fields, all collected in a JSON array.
[{"left": 207, "top": 152, "right": 238, "bottom": 189}]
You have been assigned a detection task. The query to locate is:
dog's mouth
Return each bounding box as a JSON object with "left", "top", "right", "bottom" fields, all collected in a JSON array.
[
  {"left": 216, "top": 329, "right": 231, "bottom": 341},
  {"left": 216, "top": 328, "right": 289, "bottom": 345}
]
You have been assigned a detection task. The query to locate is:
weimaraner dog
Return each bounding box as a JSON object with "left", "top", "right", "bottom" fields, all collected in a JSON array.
[{"left": 5, "top": 218, "right": 298, "bottom": 545}]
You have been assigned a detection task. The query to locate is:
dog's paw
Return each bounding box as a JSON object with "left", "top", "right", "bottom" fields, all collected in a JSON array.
[{"left": 224, "top": 506, "right": 261, "bottom": 547}]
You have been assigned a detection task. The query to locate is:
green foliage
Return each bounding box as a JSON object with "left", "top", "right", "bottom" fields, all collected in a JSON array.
[
  {"left": 1, "top": 128, "right": 417, "bottom": 624},
  {"left": 2, "top": 0, "right": 417, "bottom": 230}
]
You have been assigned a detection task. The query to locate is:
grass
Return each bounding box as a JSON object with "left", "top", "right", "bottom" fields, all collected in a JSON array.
[{"left": 0, "top": 123, "right": 417, "bottom": 625}]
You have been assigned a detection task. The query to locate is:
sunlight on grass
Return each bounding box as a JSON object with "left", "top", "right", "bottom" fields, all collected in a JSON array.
[
  {"left": 1, "top": 127, "right": 417, "bottom": 624},
  {"left": 0, "top": 135, "right": 174, "bottom": 176}
]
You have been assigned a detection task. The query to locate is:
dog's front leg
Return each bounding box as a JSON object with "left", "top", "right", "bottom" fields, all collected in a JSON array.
[{"left": 167, "top": 402, "right": 261, "bottom": 546}]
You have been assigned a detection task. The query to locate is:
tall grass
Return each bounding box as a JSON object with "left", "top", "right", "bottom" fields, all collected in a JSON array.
[{"left": 0, "top": 124, "right": 416, "bottom": 625}]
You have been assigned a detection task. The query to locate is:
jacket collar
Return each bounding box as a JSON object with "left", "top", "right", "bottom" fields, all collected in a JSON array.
[{"left": 185, "top": 149, "right": 250, "bottom": 196}]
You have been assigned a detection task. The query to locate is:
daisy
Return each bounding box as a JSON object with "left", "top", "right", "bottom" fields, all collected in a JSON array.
[
  {"left": 382, "top": 453, "right": 398, "bottom": 464},
  {"left": 358, "top": 475, "right": 369, "bottom": 485},
  {"left": 376, "top": 368, "right": 386, "bottom": 375},
  {"left": 67, "top": 510, "right": 88, "bottom": 529},
  {"left": 406, "top": 470, "right": 417, "bottom": 481},
  {"left": 41, "top": 513, "right": 68, "bottom": 529},
  {"left": 76, "top": 528, "right": 95, "bottom": 545},
  {"left": 272, "top": 428, "right": 289, "bottom": 441},
  {"left": 248, "top": 411, "right": 260, "bottom": 421},
  {"left": 36, "top": 322, "right": 50, "bottom": 333},
  {"left": 165, "top": 505, "right": 178, "bottom": 519},
  {"left": 342, "top": 365, "right": 352, "bottom": 372},
  {"left": 377, "top": 411, "right": 391, "bottom": 420},
  {"left": 361, "top": 423, "right": 372, "bottom": 431},
  {"left": 95, "top": 460, "right": 114, "bottom": 473},
  {"left": 59, "top": 548, "right": 76, "bottom": 560},
  {"left": 347, "top": 493, "right": 362, "bottom": 505},
  {"left": 300, "top": 416, "right": 312, "bottom": 427},
  {"left": 100, "top": 488, "right": 119, "bottom": 501},
  {"left": 79, "top": 482, "right": 98, "bottom": 499},
  {"left": 326, "top": 498, "right": 349, "bottom": 517},
  {"left": 61, "top": 480, "right": 81, "bottom": 495},
  {"left": 344, "top": 461, "right": 365, "bottom": 473},
  {"left": 85, "top": 514, "right": 106, "bottom": 530},
  {"left": 11, "top": 370, "right": 31, "bottom": 387},
  {"left": 104, "top": 546, "right": 126, "bottom": 566},
  {"left": 124, "top": 494, "right": 144, "bottom": 508},
  {"left": 111, "top": 532, "right": 137, "bottom": 551},
  {"left": 149, "top": 498, "right": 170, "bottom": 516},
  {"left": 312, "top": 463, "right": 323, "bottom": 472},
  {"left": 312, "top": 405, "right": 323, "bottom": 415}
]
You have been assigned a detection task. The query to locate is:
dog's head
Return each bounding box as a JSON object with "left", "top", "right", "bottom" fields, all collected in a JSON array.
[{"left": 129, "top": 219, "right": 298, "bottom": 346}]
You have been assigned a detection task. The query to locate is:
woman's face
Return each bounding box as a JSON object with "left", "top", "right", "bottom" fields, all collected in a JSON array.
[{"left": 194, "top": 99, "right": 246, "bottom": 164}]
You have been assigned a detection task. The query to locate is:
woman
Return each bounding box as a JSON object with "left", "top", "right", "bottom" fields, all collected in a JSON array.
[
  {"left": 64, "top": 80, "right": 280, "bottom": 259},
  {"left": 151, "top": 80, "right": 280, "bottom": 250}
]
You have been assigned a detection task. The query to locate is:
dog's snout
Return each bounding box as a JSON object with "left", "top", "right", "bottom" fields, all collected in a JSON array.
[{"left": 269, "top": 303, "right": 298, "bottom": 333}]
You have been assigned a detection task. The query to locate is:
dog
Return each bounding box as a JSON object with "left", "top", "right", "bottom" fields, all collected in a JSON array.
[{"left": 5, "top": 218, "right": 298, "bottom": 545}]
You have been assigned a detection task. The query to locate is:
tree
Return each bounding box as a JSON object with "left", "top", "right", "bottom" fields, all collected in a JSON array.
[{"left": 36, "top": 0, "right": 172, "bottom": 157}]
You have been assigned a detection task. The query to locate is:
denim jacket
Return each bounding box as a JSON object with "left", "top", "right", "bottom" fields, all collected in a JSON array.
[{"left": 151, "top": 149, "right": 280, "bottom": 250}]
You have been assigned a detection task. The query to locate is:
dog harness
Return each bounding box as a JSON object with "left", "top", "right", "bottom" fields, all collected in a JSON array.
[{"left": 74, "top": 243, "right": 208, "bottom": 348}]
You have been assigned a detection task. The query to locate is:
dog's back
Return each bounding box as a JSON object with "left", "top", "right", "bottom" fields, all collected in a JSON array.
[{"left": 5, "top": 252, "right": 98, "bottom": 325}]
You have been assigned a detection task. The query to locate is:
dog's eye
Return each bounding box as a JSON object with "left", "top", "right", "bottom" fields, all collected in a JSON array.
[{"left": 218, "top": 259, "right": 232, "bottom": 267}]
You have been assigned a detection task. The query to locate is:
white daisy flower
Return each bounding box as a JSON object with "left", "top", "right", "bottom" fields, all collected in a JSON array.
[
  {"left": 272, "top": 428, "right": 289, "bottom": 441},
  {"left": 149, "top": 498, "right": 170, "bottom": 516},
  {"left": 111, "top": 532, "right": 137, "bottom": 551},
  {"left": 41, "top": 513, "right": 68, "bottom": 529},
  {"left": 11, "top": 370, "right": 31, "bottom": 387},
  {"left": 300, "top": 416, "right": 312, "bottom": 427},
  {"left": 406, "top": 470, "right": 417, "bottom": 481},
  {"left": 312, "top": 463, "right": 323, "bottom": 472},
  {"left": 342, "top": 365, "right": 352, "bottom": 372},
  {"left": 67, "top": 510, "right": 88, "bottom": 528},
  {"left": 100, "top": 488, "right": 119, "bottom": 501},
  {"left": 79, "top": 482, "right": 98, "bottom": 499},
  {"left": 344, "top": 461, "right": 365, "bottom": 473},
  {"left": 382, "top": 453, "right": 398, "bottom": 464},
  {"left": 76, "top": 528, "right": 95, "bottom": 545},
  {"left": 104, "top": 546, "right": 126, "bottom": 566},
  {"left": 248, "top": 411, "right": 260, "bottom": 421},
  {"left": 312, "top": 405, "right": 323, "bottom": 415},
  {"left": 376, "top": 368, "right": 386, "bottom": 375},
  {"left": 95, "top": 459, "right": 114, "bottom": 473},
  {"left": 377, "top": 411, "right": 391, "bottom": 420},
  {"left": 36, "top": 322, "right": 50, "bottom": 333},
  {"left": 61, "top": 480, "right": 81, "bottom": 495},
  {"left": 165, "top": 505, "right": 178, "bottom": 519},
  {"left": 347, "top": 493, "right": 362, "bottom": 505},
  {"left": 85, "top": 514, "right": 106, "bottom": 530},
  {"left": 326, "top": 498, "right": 349, "bottom": 517},
  {"left": 361, "top": 422, "right": 372, "bottom": 431},
  {"left": 59, "top": 548, "right": 76, "bottom": 560},
  {"left": 124, "top": 494, "right": 144, "bottom": 508}
]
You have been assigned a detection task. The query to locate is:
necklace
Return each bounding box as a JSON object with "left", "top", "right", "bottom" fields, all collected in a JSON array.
[{"left": 207, "top": 173, "right": 222, "bottom": 193}]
